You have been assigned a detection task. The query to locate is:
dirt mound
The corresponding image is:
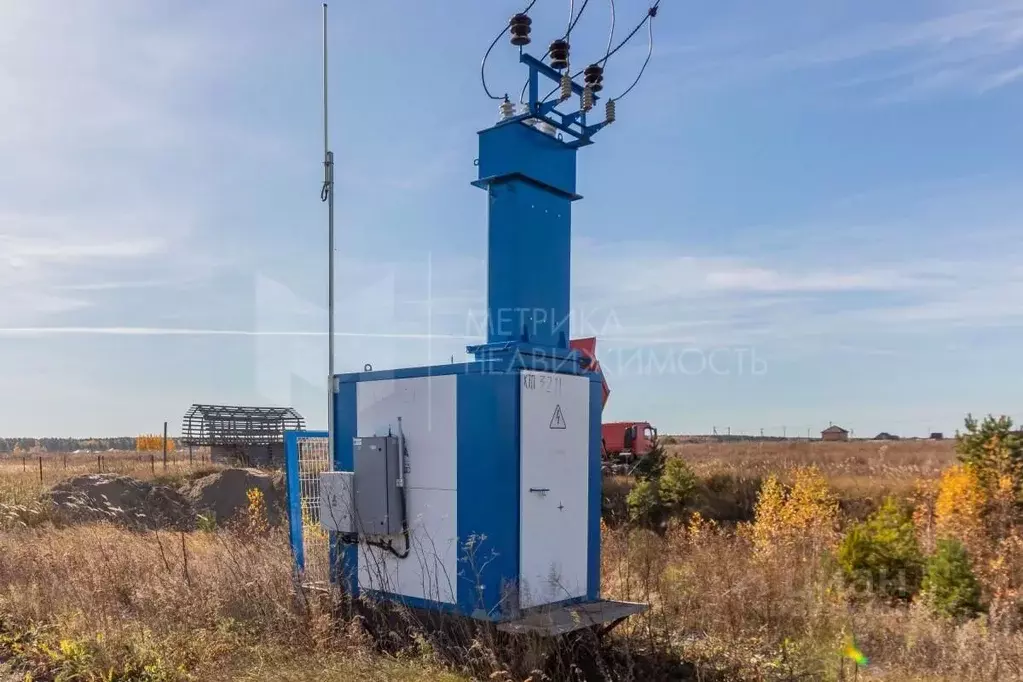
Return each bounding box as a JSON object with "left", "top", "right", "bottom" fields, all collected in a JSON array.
[
  {"left": 47, "top": 474, "right": 196, "bottom": 531},
  {"left": 180, "top": 468, "right": 286, "bottom": 526}
]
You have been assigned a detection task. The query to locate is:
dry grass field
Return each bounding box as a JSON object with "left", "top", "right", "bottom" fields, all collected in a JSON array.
[
  {"left": 1, "top": 427, "right": 1021, "bottom": 681},
  {"left": 671, "top": 437, "right": 958, "bottom": 519},
  {"left": 0, "top": 451, "right": 461, "bottom": 681},
  {"left": 670, "top": 437, "right": 956, "bottom": 483}
]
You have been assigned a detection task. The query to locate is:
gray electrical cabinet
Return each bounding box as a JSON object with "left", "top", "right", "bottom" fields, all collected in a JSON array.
[{"left": 353, "top": 435, "right": 402, "bottom": 535}]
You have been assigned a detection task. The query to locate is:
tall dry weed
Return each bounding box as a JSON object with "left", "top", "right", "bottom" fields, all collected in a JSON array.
[{"left": 0, "top": 524, "right": 343, "bottom": 678}]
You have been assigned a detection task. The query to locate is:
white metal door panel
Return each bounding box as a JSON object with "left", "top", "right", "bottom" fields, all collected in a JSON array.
[
  {"left": 519, "top": 370, "right": 590, "bottom": 609},
  {"left": 355, "top": 375, "right": 458, "bottom": 604},
  {"left": 356, "top": 375, "right": 457, "bottom": 491},
  {"left": 358, "top": 488, "right": 458, "bottom": 604}
]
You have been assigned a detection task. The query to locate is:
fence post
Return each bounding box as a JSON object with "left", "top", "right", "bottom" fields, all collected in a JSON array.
[
  {"left": 163, "top": 421, "right": 168, "bottom": 471},
  {"left": 97, "top": 454, "right": 102, "bottom": 473},
  {"left": 150, "top": 451, "right": 155, "bottom": 474},
  {"left": 38, "top": 456, "right": 43, "bottom": 484}
]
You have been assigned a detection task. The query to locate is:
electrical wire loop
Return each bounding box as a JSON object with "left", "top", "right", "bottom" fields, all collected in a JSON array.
[
  {"left": 565, "top": 0, "right": 590, "bottom": 40},
  {"left": 597, "top": 0, "right": 659, "bottom": 68},
  {"left": 481, "top": 0, "right": 659, "bottom": 139},
  {"left": 538, "top": 1, "right": 659, "bottom": 105},
  {"left": 604, "top": 0, "right": 616, "bottom": 60},
  {"left": 610, "top": 6, "right": 655, "bottom": 103},
  {"left": 481, "top": 0, "right": 540, "bottom": 100}
]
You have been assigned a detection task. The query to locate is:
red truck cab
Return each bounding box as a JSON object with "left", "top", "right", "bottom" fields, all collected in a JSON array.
[
  {"left": 569, "top": 337, "right": 659, "bottom": 472},
  {"left": 602, "top": 421, "right": 658, "bottom": 460}
]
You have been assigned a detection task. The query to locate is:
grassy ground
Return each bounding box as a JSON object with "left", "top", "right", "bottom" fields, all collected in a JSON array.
[
  {"left": 0, "top": 450, "right": 221, "bottom": 506},
  {"left": 670, "top": 437, "right": 955, "bottom": 493},
  {"left": 1, "top": 440, "right": 1020, "bottom": 681},
  {"left": 666, "top": 438, "right": 957, "bottom": 523},
  {"left": 0, "top": 524, "right": 464, "bottom": 681}
]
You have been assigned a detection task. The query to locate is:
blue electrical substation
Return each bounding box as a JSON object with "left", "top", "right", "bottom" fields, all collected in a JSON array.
[{"left": 295, "top": 1, "right": 662, "bottom": 636}]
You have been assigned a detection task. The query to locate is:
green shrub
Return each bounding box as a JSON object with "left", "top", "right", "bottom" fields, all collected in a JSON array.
[
  {"left": 659, "top": 457, "right": 697, "bottom": 510},
  {"left": 633, "top": 445, "right": 666, "bottom": 481},
  {"left": 838, "top": 497, "right": 923, "bottom": 601},
  {"left": 956, "top": 413, "right": 1023, "bottom": 490},
  {"left": 922, "top": 538, "right": 982, "bottom": 619},
  {"left": 627, "top": 479, "right": 661, "bottom": 527},
  {"left": 197, "top": 514, "right": 218, "bottom": 533}
]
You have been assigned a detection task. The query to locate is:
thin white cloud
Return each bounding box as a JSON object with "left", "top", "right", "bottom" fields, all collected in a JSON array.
[
  {"left": 662, "top": 1, "right": 1023, "bottom": 101},
  {"left": 0, "top": 325, "right": 796, "bottom": 352},
  {"left": 52, "top": 280, "right": 179, "bottom": 292},
  {"left": 769, "top": 4, "right": 1023, "bottom": 69},
  {"left": 0, "top": 234, "right": 165, "bottom": 265},
  {"left": 980, "top": 64, "right": 1023, "bottom": 91},
  {"left": 572, "top": 249, "right": 948, "bottom": 303},
  {"left": 701, "top": 266, "right": 919, "bottom": 293},
  {"left": 0, "top": 211, "right": 182, "bottom": 324},
  {"left": 4, "top": 241, "right": 1017, "bottom": 353},
  {"left": 0, "top": 327, "right": 475, "bottom": 339},
  {"left": 566, "top": 229, "right": 1023, "bottom": 351},
  {"left": 0, "top": 3, "right": 282, "bottom": 328}
]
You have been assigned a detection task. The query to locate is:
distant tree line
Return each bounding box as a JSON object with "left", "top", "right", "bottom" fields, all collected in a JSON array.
[{"left": 0, "top": 437, "right": 136, "bottom": 454}]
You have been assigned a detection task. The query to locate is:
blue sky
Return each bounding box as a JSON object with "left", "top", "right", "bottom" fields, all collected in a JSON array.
[{"left": 1, "top": 0, "right": 1022, "bottom": 438}]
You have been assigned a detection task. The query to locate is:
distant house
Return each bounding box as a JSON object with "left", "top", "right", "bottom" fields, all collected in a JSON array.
[
  {"left": 875, "top": 432, "right": 900, "bottom": 441},
  {"left": 821, "top": 425, "right": 850, "bottom": 442},
  {"left": 930, "top": 432, "right": 944, "bottom": 440}
]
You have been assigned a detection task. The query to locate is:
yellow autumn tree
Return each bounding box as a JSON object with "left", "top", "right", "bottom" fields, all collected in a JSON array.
[
  {"left": 750, "top": 467, "right": 838, "bottom": 557},
  {"left": 135, "top": 434, "right": 175, "bottom": 452},
  {"left": 750, "top": 474, "right": 786, "bottom": 555},
  {"left": 787, "top": 465, "right": 840, "bottom": 535},
  {"left": 935, "top": 464, "right": 987, "bottom": 551}
]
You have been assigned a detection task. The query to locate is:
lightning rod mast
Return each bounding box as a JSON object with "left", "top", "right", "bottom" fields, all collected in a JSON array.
[{"left": 322, "top": 3, "right": 335, "bottom": 463}]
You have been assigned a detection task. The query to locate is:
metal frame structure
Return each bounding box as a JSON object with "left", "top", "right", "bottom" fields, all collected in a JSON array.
[
  {"left": 504, "top": 54, "right": 608, "bottom": 147},
  {"left": 180, "top": 404, "right": 306, "bottom": 447}
]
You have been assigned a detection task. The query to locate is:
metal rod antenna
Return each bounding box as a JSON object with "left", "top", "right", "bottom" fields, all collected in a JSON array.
[
  {"left": 323, "top": 3, "right": 329, "bottom": 158},
  {"left": 322, "top": 2, "right": 336, "bottom": 466}
]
